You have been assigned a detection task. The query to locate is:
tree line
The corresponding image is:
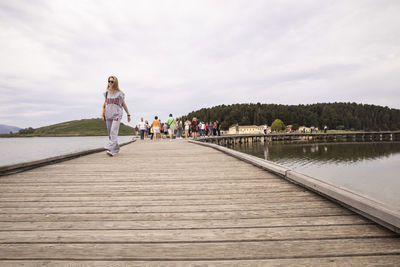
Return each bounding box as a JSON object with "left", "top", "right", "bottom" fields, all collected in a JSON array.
[{"left": 183, "top": 102, "right": 400, "bottom": 131}]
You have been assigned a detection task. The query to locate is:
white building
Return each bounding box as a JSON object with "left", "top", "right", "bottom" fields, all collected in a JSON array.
[{"left": 228, "top": 125, "right": 266, "bottom": 135}]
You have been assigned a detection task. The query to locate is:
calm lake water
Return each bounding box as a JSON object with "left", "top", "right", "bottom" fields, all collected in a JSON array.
[
  {"left": 0, "top": 136, "right": 134, "bottom": 166},
  {"left": 229, "top": 141, "right": 400, "bottom": 210}
]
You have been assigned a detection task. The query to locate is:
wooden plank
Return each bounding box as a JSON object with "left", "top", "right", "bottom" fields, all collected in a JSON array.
[
  {"left": 0, "top": 180, "right": 287, "bottom": 186},
  {"left": 0, "top": 196, "right": 326, "bottom": 208},
  {"left": 0, "top": 215, "right": 370, "bottom": 231},
  {"left": 2, "top": 255, "right": 400, "bottom": 267},
  {"left": 0, "top": 202, "right": 339, "bottom": 214},
  {"left": 0, "top": 185, "right": 300, "bottom": 194},
  {"left": 1, "top": 238, "right": 400, "bottom": 260},
  {"left": 4, "top": 167, "right": 269, "bottom": 175},
  {"left": 0, "top": 225, "right": 393, "bottom": 243},
  {"left": 0, "top": 190, "right": 315, "bottom": 202},
  {"left": 0, "top": 183, "right": 298, "bottom": 192},
  {"left": 0, "top": 177, "right": 280, "bottom": 185},
  {"left": 0, "top": 188, "right": 306, "bottom": 197},
  {"left": 17, "top": 166, "right": 264, "bottom": 173},
  {"left": 0, "top": 207, "right": 353, "bottom": 222}
]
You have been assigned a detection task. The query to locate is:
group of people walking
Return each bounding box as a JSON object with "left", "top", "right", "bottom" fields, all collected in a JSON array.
[
  {"left": 137, "top": 115, "right": 181, "bottom": 141},
  {"left": 185, "top": 119, "right": 221, "bottom": 139},
  {"left": 136, "top": 117, "right": 222, "bottom": 140}
]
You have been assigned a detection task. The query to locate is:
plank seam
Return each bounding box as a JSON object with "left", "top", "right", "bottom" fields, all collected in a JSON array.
[
  {"left": 0, "top": 223, "right": 375, "bottom": 231},
  {"left": 1, "top": 253, "right": 400, "bottom": 261},
  {"left": 0, "top": 236, "right": 398, "bottom": 244}
]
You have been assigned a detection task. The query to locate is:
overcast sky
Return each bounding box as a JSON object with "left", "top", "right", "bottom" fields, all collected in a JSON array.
[{"left": 1, "top": 0, "right": 399, "bottom": 128}]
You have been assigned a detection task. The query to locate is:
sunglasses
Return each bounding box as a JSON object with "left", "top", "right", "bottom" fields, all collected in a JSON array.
[{"left": 108, "top": 80, "right": 114, "bottom": 83}]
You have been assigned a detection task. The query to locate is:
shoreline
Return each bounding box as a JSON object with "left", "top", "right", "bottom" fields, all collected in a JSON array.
[
  {"left": 2, "top": 130, "right": 399, "bottom": 138},
  {"left": 0, "top": 134, "right": 136, "bottom": 138}
]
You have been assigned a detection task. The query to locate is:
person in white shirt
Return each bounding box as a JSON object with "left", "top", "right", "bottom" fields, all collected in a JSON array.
[
  {"left": 184, "top": 120, "right": 191, "bottom": 139},
  {"left": 138, "top": 118, "right": 146, "bottom": 140},
  {"left": 200, "top": 121, "right": 205, "bottom": 136}
]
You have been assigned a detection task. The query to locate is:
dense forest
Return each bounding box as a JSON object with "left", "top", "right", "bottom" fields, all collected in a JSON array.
[{"left": 183, "top": 103, "right": 400, "bottom": 131}]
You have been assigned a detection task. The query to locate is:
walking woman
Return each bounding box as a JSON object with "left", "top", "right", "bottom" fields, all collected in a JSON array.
[{"left": 103, "top": 75, "right": 131, "bottom": 156}]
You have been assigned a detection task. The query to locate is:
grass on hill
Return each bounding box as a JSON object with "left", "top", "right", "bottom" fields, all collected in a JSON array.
[{"left": 5, "top": 118, "right": 135, "bottom": 137}]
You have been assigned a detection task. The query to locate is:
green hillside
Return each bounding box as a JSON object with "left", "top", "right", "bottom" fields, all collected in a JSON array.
[{"left": 17, "top": 118, "right": 135, "bottom": 136}]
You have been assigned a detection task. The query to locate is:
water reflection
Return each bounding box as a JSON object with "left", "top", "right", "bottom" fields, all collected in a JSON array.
[
  {"left": 227, "top": 141, "right": 400, "bottom": 209},
  {"left": 231, "top": 142, "right": 400, "bottom": 165}
]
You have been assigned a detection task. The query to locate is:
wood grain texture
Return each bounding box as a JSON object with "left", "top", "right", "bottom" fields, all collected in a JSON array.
[
  {"left": 2, "top": 256, "right": 400, "bottom": 267},
  {"left": 0, "top": 139, "right": 399, "bottom": 265}
]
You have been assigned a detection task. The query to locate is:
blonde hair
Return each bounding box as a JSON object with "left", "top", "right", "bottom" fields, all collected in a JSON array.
[{"left": 107, "top": 75, "right": 120, "bottom": 93}]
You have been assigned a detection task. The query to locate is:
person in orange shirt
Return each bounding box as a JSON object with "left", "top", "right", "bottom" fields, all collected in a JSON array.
[{"left": 152, "top": 116, "right": 161, "bottom": 141}]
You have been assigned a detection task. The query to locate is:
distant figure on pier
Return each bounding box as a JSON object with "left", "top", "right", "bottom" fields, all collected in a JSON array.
[
  {"left": 150, "top": 126, "right": 154, "bottom": 140},
  {"left": 103, "top": 75, "right": 131, "bottom": 156},
  {"left": 209, "top": 121, "right": 214, "bottom": 136},
  {"left": 264, "top": 124, "right": 268, "bottom": 134},
  {"left": 138, "top": 118, "right": 146, "bottom": 140},
  {"left": 200, "top": 121, "right": 205, "bottom": 137},
  {"left": 152, "top": 116, "right": 160, "bottom": 141},
  {"left": 324, "top": 125, "right": 328, "bottom": 133},
  {"left": 159, "top": 122, "right": 163, "bottom": 138},
  {"left": 145, "top": 120, "right": 149, "bottom": 138},
  {"left": 216, "top": 120, "right": 221, "bottom": 136},
  {"left": 212, "top": 122, "right": 217, "bottom": 136},
  {"left": 184, "top": 119, "right": 190, "bottom": 139},
  {"left": 134, "top": 125, "right": 139, "bottom": 136},
  {"left": 167, "top": 114, "right": 176, "bottom": 141},
  {"left": 176, "top": 118, "right": 183, "bottom": 139},
  {"left": 235, "top": 123, "right": 239, "bottom": 134},
  {"left": 163, "top": 122, "right": 168, "bottom": 138},
  {"left": 205, "top": 122, "right": 210, "bottom": 136},
  {"left": 191, "top": 117, "right": 198, "bottom": 139}
]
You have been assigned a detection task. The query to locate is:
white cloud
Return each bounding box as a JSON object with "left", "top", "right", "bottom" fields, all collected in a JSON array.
[{"left": 0, "top": 0, "right": 399, "bottom": 128}]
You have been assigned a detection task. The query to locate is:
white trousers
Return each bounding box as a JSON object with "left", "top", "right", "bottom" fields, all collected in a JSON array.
[{"left": 105, "top": 118, "right": 121, "bottom": 153}]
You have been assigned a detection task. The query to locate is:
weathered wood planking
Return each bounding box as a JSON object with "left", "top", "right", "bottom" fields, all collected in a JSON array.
[
  {"left": 0, "top": 207, "right": 354, "bottom": 223},
  {"left": 0, "top": 215, "right": 371, "bottom": 231},
  {"left": 0, "top": 139, "right": 399, "bottom": 266},
  {"left": 1, "top": 238, "right": 400, "bottom": 259},
  {"left": 0, "top": 225, "right": 393, "bottom": 243},
  {"left": 1, "top": 255, "right": 400, "bottom": 267}
]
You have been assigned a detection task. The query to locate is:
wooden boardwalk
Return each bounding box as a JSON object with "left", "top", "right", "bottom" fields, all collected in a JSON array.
[{"left": 0, "top": 139, "right": 399, "bottom": 266}]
